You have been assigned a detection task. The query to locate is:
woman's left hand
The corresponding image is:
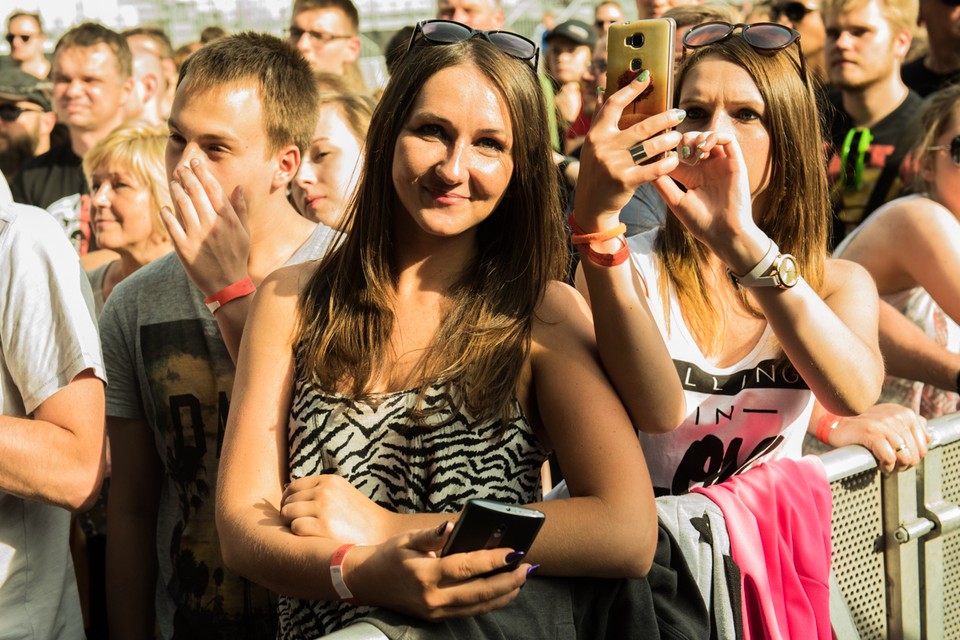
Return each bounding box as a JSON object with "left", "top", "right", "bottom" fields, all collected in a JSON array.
[
  {"left": 825, "top": 403, "right": 931, "bottom": 473},
  {"left": 653, "top": 130, "right": 767, "bottom": 275},
  {"left": 280, "top": 475, "right": 399, "bottom": 545}
]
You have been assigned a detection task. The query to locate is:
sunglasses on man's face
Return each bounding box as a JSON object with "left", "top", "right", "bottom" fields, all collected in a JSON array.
[
  {"left": 5, "top": 33, "right": 33, "bottom": 44},
  {"left": 930, "top": 135, "right": 960, "bottom": 166},
  {"left": 407, "top": 20, "right": 540, "bottom": 70},
  {"left": 0, "top": 103, "right": 43, "bottom": 122},
  {"left": 771, "top": 2, "right": 816, "bottom": 23}
]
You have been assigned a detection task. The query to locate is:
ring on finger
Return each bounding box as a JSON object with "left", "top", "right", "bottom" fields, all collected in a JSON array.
[
  {"left": 629, "top": 143, "right": 648, "bottom": 164},
  {"left": 895, "top": 441, "right": 908, "bottom": 453}
]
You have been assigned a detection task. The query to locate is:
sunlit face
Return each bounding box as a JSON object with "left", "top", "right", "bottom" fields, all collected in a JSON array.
[
  {"left": 436, "top": 0, "right": 505, "bottom": 30},
  {"left": 0, "top": 99, "right": 45, "bottom": 155},
  {"left": 90, "top": 162, "right": 157, "bottom": 252},
  {"left": 289, "top": 8, "right": 360, "bottom": 75},
  {"left": 392, "top": 63, "right": 514, "bottom": 240},
  {"left": 636, "top": 0, "right": 697, "bottom": 19},
  {"left": 925, "top": 110, "right": 960, "bottom": 216},
  {"left": 291, "top": 104, "right": 364, "bottom": 230},
  {"left": 824, "top": 0, "right": 907, "bottom": 90},
  {"left": 166, "top": 81, "right": 285, "bottom": 214},
  {"left": 7, "top": 15, "right": 45, "bottom": 64},
  {"left": 677, "top": 57, "right": 772, "bottom": 202},
  {"left": 774, "top": 2, "right": 826, "bottom": 62},
  {"left": 53, "top": 44, "right": 132, "bottom": 134},
  {"left": 594, "top": 3, "right": 625, "bottom": 36},
  {"left": 547, "top": 36, "right": 592, "bottom": 84},
  {"left": 581, "top": 40, "right": 607, "bottom": 115}
]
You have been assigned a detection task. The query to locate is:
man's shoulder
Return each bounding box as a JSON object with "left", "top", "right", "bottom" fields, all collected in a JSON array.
[
  {"left": 0, "top": 201, "right": 70, "bottom": 248},
  {"left": 19, "top": 142, "right": 80, "bottom": 172},
  {"left": 103, "top": 253, "right": 197, "bottom": 320}
]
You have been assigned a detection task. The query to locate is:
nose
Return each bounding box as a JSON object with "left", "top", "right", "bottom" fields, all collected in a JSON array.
[
  {"left": 168, "top": 142, "right": 204, "bottom": 179},
  {"left": 296, "top": 32, "right": 313, "bottom": 51},
  {"left": 65, "top": 79, "right": 85, "bottom": 98},
  {"left": 295, "top": 158, "right": 317, "bottom": 188},
  {"left": 453, "top": 9, "right": 470, "bottom": 24},
  {"left": 435, "top": 141, "right": 467, "bottom": 184},
  {"left": 833, "top": 30, "right": 854, "bottom": 49},
  {"left": 92, "top": 181, "right": 112, "bottom": 208}
]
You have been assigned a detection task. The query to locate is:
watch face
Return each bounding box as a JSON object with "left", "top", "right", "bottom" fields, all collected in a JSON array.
[{"left": 777, "top": 254, "right": 800, "bottom": 288}]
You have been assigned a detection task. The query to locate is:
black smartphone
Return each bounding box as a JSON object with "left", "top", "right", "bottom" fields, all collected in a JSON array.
[
  {"left": 606, "top": 18, "right": 676, "bottom": 131},
  {"left": 441, "top": 499, "right": 546, "bottom": 575}
]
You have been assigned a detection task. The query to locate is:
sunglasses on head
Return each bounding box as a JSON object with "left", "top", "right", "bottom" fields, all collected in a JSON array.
[
  {"left": 407, "top": 20, "right": 540, "bottom": 70},
  {"left": 5, "top": 33, "right": 32, "bottom": 44},
  {"left": 930, "top": 135, "right": 960, "bottom": 166},
  {"left": 771, "top": 2, "right": 817, "bottom": 23},
  {"left": 683, "top": 22, "right": 807, "bottom": 85},
  {"left": 0, "top": 103, "right": 43, "bottom": 122}
]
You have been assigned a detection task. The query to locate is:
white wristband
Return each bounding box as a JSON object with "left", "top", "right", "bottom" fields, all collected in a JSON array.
[{"left": 330, "top": 543, "right": 361, "bottom": 605}]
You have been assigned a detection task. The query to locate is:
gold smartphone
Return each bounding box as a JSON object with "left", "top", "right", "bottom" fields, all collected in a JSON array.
[{"left": 606, "top": 18, "right": 676, "bottom": 130}]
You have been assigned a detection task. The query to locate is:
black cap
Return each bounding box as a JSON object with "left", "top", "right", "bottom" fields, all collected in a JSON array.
[
  {"left": 546, "top": 20, "right": 596, "bottom": 48},
  {"left": 0, "top": 67, "right": 52, "bottom": 111}
]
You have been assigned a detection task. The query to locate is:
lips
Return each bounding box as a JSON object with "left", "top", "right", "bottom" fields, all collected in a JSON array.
[{"left": 425, "top": 186, "right": 469, "bottom": 205}]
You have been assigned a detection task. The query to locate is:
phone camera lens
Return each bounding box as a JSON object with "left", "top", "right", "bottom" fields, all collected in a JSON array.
[{"left": 628, "top": 33, "right": 645, "bottom": 47}]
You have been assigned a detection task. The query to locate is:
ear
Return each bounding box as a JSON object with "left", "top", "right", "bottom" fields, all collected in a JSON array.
[
  {"left": 39, "top": 111, "right": 57, "bottom": 136},
  {"left": 892, "top": 28, "right": 912, "bottom": 61},
  {"left": 917, "top": 149, "right": 936, "bottom": 185},
  {"left": 273, "top": 144, "right": 301, "bottom": 190},
  {"left": 141, "top": 72, "right": 160, "bottom": 104},
  {"left": 119, "top": 76, "right": 135, "bottom": 107},
  {"left": 346, "top": 36, "right": 361, "bottom": 63}
]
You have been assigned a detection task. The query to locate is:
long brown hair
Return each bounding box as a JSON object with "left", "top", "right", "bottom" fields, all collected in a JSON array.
[
  {"left": 655, "top": 37, "right": 829, "bottom": 355},
  {"left": 296, "top": 37, "right": 565, "bottom": 425}
]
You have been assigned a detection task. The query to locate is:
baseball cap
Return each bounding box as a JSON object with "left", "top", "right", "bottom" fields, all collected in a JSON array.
[
  {"left": 0, "top": 67, "right": 53, "bottom": 111},
  {"left": 546, "top": 19, "right": 597, "bottom": 48}
]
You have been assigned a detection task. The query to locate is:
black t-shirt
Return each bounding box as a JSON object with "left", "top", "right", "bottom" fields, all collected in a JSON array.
[
  {"left": 11, "top": 142, "right": 93, "bottom": 253},
  {"left": 823, "top": 88, "right": 923, "bottom": 249},
  {"left": 901, "top": 55, "right": 960, "bottom": 97}
]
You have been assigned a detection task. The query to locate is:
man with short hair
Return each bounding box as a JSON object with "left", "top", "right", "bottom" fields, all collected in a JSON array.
[
  {"left": 901, "top": 0, "right": 960, "bottom": 96},
  {"left": 102, "top": 31, "right": 336, "bottom": 640},
  {"left": 636, "top": 0, "right": 701, "bottom": 20},
  {"left": 822, "top": 0, "right": 922, "bottom": 247},
  {"left": 546, "top": 20, "right": 596, "bottom": 154},
  {"left": 437, "top": 0, "right": 505, "bottom": 30},
  {"left": 288, "top": 0, "right": 362, "bottom": 79},
  {"left": 772, "top": 0, "right": 828, "bottom": 81},
  {"left": 11, "top": 22, "right": 133, "bottom": 254},
  {"left": 122, "top": 32, "right": 165, "bottom": 125},
  {"left": 5, "top": 11, "right": 50, "bottom": 80},
  {"left": 0, "top": 67, "right": 57, "bottom": 184},
  {"left": 0, "top": 198, "right": 106, "bottom": 640},
  {"left": 122, "top": 27, "right": 178, "bottom": 120},
  {"left": 594, "top": 1, "right": 626, "bottom": 37}
]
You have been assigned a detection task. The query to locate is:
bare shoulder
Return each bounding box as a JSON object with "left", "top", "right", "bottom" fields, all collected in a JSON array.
[
  {"left": 531, "top": 281, "right": 594, "bottom": 348},
  {"left": 822, "top": 257, "right": 878, "bottom": 300}
]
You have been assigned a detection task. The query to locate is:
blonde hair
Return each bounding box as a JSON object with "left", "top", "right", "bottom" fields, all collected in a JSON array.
[
  {"left": 912, "top": 83, "right": 960, "bottom": 192},
  {"left": 822, "top": 0, "right": 918, "bottom": 36},
  {"left": 83, "top": 122, "right": 172, "bottom": 242}
]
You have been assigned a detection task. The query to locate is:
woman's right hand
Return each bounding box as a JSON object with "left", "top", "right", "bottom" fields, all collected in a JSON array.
[
  {"left": 573, "top": 71, "right": 685, "bottom": 232},
  {"left": 347, "top": 522, "right": 532, "bottom": 621}
]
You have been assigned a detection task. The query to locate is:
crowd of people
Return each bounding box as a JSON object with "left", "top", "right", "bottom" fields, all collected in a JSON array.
[{"left": 1, "top": 0, "right": 959, "bottom": 638}]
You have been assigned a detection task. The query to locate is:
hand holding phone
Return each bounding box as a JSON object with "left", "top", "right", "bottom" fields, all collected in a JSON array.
[{"left": 441, "top": 499, "right": 545, "bottom": 576}]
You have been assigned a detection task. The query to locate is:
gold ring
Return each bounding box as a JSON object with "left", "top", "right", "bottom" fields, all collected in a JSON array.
[
  {"left": 895, "top": 442, "right": 907, "bottom": 453},
  {"left": 629, "top": 143, "right": 648, "bottom": 164}
]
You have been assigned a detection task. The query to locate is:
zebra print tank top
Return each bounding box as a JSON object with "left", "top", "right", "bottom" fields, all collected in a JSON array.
[{"left": 278, "top": 375, "right": 550, "bottom": 639}]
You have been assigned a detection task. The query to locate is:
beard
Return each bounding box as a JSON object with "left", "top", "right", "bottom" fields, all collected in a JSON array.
[{"left": 0, "top": 130, "right": 40, "bottom": 182}]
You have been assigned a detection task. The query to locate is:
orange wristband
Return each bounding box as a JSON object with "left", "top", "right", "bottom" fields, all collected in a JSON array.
[
  {"left": 816, "top": 412, "right": 840, "bottom": 445},
  {"left": 203, "top": 277, "right": 255, "bottom": 314},
  {"left": 568, "top": 214, "right": 630, "bottom": 267}
]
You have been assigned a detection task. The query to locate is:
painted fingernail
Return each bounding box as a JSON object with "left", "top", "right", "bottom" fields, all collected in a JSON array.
[
  {"left": 436, "top": 521, "right": 449, "bottom": 537},
  {"left": 526, "top": 564, "right": 540, "bottom": 577},
  {"left": 637, "top": 69, "right": 650, "bottom": 83},
  {"left": 505, "top": 550, "right": 525, "bottom": 564},
  {"left": 699, "top": 151, "right": 709, "bottom": 160},
  {"left": 597, "top": 85, "right": 605, "bottom": 94},
  {"left": 672, "top": 109, "right": 686, "bottom": 121},
  {"left": 681, "top": 145, "right": 691, "bottom": 159},
  {"left": 696, "top": 139, "right": 708, "bottom": 149}
]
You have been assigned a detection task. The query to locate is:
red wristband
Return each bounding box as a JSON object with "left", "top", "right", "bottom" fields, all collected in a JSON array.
[
  {"left": 330, "top": 543, "right": 361, "bottom": 606},
  {"left": 568, "top": 214, "right": 630, "bottom": 267},
  {"left": 816, "top": 412, "right": 840, "bottom": 445},
  {"left": 203, "top": 277, "right": 255, "bottom": 314}
]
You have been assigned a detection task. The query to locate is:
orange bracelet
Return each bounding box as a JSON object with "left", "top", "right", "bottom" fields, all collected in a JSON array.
[
  {"left": 568, "top": 214, "right": 630, "bottom": 267},
  {"left": 203, "top": 277, "right": 255, "bottom": 314},
  {"left": 816, "top": 412, "right": 840, "bottom": 445}
]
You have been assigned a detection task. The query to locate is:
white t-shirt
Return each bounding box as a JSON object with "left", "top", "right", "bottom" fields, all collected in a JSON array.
[
  {"left": 629, "top": 231, "right": 814, "bottom": 496},
  {"left": 0, "top": 202, "right": 105, "bottom": 639}
]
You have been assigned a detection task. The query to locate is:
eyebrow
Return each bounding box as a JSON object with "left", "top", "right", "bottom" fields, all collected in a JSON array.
[
  {"left": 413, "top": 111, "right": 509, "bottom": 137},
  {"left": 167, "top": 117, "right": 242, "bottom": 145}
]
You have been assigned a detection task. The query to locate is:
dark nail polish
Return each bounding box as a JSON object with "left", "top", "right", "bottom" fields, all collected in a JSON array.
[
  {"left": 505, "top": 550, "right": 525, "bottom": 564},
  {"left": 526, "top": 564, "right": 540, "bottom": 577},
  {"left": 436, "top": 521, "right": 449, "bottom": 537}
]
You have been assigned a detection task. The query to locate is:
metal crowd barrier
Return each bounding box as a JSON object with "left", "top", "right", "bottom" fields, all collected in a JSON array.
[
  {"left": 320, "top": 414, "right": 960, "bottom": 639},
  {"left": 821, "top": 413, "right": 960, "bottom": 639}
]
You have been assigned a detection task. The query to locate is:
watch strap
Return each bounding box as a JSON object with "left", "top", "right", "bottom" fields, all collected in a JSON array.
[{"left": 730, "top": 240, "right": 779, "bottom": 287}]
